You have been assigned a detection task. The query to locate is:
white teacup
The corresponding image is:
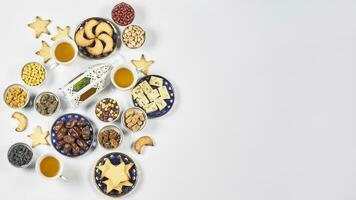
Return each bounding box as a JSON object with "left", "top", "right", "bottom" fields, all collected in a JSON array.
[
  {"left": 111, "top": 65, "right": 138, "bottom": 90},
  {"left": 49, "top": 38, "right": 78, "bottom": 68},
  {"left": 35, "top": 153, "right": 67, "bottom": 181}
]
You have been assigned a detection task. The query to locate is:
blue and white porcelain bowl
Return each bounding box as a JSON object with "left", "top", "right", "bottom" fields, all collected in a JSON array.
[
  {"left": 132, "top": 74, "right": 175, "bottom": 118},
  {"left": 94, "top": 152, "right": 138, "bottom": 197},
  {"left": 51, "top": 113, "right": 94, "bottom": 157}
]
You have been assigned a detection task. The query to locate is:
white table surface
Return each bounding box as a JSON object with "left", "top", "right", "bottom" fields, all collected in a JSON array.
[{"left": 1, "top": 0, "right": 356, "bottom": 199}]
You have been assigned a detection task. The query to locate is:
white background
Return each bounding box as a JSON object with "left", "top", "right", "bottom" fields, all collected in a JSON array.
[{"left": 0, "top": 0, "right": 355, "bottom": 199}]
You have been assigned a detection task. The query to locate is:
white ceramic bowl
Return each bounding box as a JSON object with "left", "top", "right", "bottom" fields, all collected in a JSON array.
[
  {"left": 121, "top": 107, "right": 147, "bottom": 133},
  {"left": 21, "top": 62, "right": 47, "bottom": 87},
  {"left": 97, "top": 125, "right": 124, "bottom": 150},
  {"left": 3, "top": 84, "right": 30, "bottom": 109},
  {"left": 110, "top": 65, "right": 138, "bottom": 90},
  {"left": 34, "top": 91, "right": 61, "bottom": 116}
]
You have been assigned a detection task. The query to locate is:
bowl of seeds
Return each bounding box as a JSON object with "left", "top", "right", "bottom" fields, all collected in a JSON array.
[
  {"left": 3, "top": 84, "right": 30, "bottom": 109},
  {"left": 34, "top": 92, "right": 60, "bottom": 116},
  {"left": 122, "top": 25, "right": 145, "bottom": 49},
  {"left": 97, "top": 125, "right": 123, "bottom": 150},
  {"left": 21, "top": 62, "right": 46, "bottom": 87},
  {"left": 122, "top": 107, "right": 147, "bottom": 132}
]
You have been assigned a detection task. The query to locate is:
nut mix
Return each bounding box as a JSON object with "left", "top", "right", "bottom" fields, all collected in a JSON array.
[
  {"left": 4, "top": 85, "right": 29, "bottom": 109},
  {"left": 21, "top": 62, "right": 46, "bottom": 86},
  {"left": 53, "top": 118, "right": 92, "bottom": 155},
  {"left": 95, "top": 98, "right": 120, "bottom": 122},
  {"left": 35, "top": 93, "right": 59, "bottom": 116},
  {"left": 112, "top": 2, "right": 135, "bottom": 26},
  {"left": 98, "top": 127, "right": 122, "bottom": 149},
  {"left": 124, "top": 108, "right": 146, "bottom": 132},
  {"left": 122, "top": 25, "right": 145, "bottom": 49}
]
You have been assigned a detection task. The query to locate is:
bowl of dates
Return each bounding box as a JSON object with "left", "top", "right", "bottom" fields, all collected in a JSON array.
[{"left": 51, "top": 113, "right": 94, "bottom": 157}]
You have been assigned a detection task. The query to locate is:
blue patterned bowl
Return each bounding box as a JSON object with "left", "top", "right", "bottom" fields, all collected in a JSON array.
[
  {"left": 132, "top": 74, "right": 175, "bottom": 118},
  {"left": 51, "top": 113, "right": 94, "bottom": 157},
  {"left": 94, "top": 152, "right": 138, "bottom": 197}
]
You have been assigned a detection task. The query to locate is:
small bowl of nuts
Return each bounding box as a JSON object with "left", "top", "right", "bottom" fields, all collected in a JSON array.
[
  {"left": 21, "top": 62, "right": 46, "bottom": 87},
  {"left": 34, "top": 92, "right": 61, "bottom": 116},
  {"left": 122, "top": 107, "right": 147, "bottom": 132},
  {"left": 3, "top": 84, "right": 30, "bottom": 109},
  {"left": 97, "top": 125, "right": 123, "bottom": 150},
  {"left": 122, "top": 25, "right": 146, "bottom": 49}
]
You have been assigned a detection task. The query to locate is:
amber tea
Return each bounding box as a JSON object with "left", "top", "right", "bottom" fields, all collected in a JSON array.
[
  {"left": 39, "top": 156, "right": 61, "bottom": 177},
  {"left": 114, "top": 68, "right": 134, "bottom": 88},
  {"left": 54, "top": 42, "right": 75, "bottom": 63}
]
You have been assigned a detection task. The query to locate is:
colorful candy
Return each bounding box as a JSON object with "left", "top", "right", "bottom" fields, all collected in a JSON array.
[{"left": 95, "top": 98, "right": 120, "bottom": 122}]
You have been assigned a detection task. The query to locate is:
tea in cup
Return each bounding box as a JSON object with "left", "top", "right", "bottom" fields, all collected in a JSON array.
[
  {"left": 111, "top": 66, "right": 138, "bottom": 90},
  {"left": 50, "top": 38, "right": 78, "bottom": 67},
  {"left": 36, "top": 153, "right": 66, "bottom": 180}
]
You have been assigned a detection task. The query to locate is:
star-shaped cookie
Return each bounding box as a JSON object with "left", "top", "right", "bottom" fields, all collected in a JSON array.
[
  {"left": 131, "top": 54, "right": 154, "bottom": 75},
  {"left": 35, "top": 41, "right": 51, "bottom": 63},
  {"left": 104, "top": 179, "right": 133, "bottom": 194},
  {"left": 96, "top": 158, "right": 134, "bottom": 193},
  {"left": 27, "top": 126, "right": 49, "bottom": 148},
  {"left": 51, "top": 26, "right": 71, "bottom": 41},
  {"left": 28, "top": 16, "right": 51, "bottom": 38}
]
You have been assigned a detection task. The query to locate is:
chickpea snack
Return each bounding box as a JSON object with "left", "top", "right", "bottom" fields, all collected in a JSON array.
[
  {"left": 3, "top": 84, "right": 30, "bottom": 109},
  {"left": 21, "top": 62, "right": 46, "bottom": 86}
]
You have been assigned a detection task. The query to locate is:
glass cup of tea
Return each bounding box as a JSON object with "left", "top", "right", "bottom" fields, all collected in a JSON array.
[
  {"left": 111, "top": 65, "right": 138, "bottom": 90},
  {"left": 49, "top": 38, "right": 78, "bottom": 68},
  {"left": 35, "top": 153, "right": 67, "bottom": 181}
]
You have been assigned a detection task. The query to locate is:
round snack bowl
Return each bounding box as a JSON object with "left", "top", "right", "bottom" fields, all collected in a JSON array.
[
  {"left": 95, "top": 98, "right": 121, "bottom": 122},
  {"left": 110, "top": 65, "right": 138, "bottom": 91},
  {"left": 3, "top": 84, "right": 30, "bottom": 109},
  {"left": 34, "top": 91, "right": 61, "bottom": 116},
  {"left": 51, "top": 113, "right": 95, "bottom": 157},
  {"left": 75, "top": 17, "right": 120, "bottom": 60},
  {"left": 122, "top": 25, "right": 146, "bottom": 49},
  {"left": 21, "top": 62, "right": 47, "bottom": 87},
  {"left": 121, "top": 107, "right": 147, "bottom": 133},
  {"left": 93, "top": 152, "right": 139, "bottom": 197},
  {"left": 97, "top": 125, "right": 124, "bottom": 150},
  {"left": 7, "top": 142, "right": 35, "bottom": 168}
]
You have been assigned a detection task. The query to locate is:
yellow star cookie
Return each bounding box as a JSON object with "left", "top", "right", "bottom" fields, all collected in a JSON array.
[
  {"left": 35, "top": 41, "right": 51, "bottom": 63},
  {"left": 28, "top": 16, "right": 51, "bottom": 38},
  {"left": 27, "top": 126, "right": 49, "bottom": 148},
  {"left": 105, "top": 160, "right": 129, "bottom": 186},
  {"left": 131, "top": 54, "right": 154, "bottom": 75},
  {"left": 96, "top": 158, "right": 114, "bottom": 179},
  {"left": 96, "top": 158, "right": 135, "bottom": 193},
  {"left": 51, "top": 26, "right": 71, "bottom": 41},
  {"left": 114, "top": 180, "right": 133, "bottom": 194},
  {"left": 125, "top": 163, "right": 134, "bottom": 179},
  {"left": 103, "top": 180, "right": 133, "bottom": 194}
]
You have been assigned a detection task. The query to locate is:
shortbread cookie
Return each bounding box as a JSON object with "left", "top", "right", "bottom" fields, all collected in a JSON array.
[
  {"left": 95, "top": 22, "right": 113, "bottom": 37},
  {"left": 51, "top": 26, "right": 70, "bottom": 41},
  {"left": 84, "top": 19, "right": 99, "bottom": 39},
  {"left": 75, "top": 29, "right": 94, "bottom": 47},
  {"left": 28, "top": 16, "right": 51, "bottom": 38},
  {"left": 86, "top": 39, "right": 104, "bottom": 56},
  {"left": 97, "top": 33, "right": 114, "bottom": 53},
  {"left": 35, "top": 41, "right": 51, "bottom": 63}
]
